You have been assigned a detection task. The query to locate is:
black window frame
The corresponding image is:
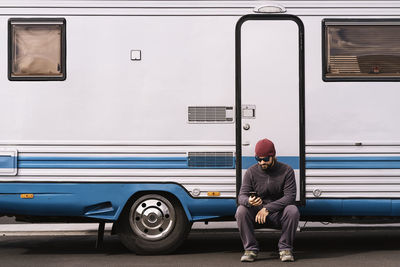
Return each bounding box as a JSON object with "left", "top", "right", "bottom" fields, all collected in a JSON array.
[
  {"left": 8, "top": 18, "right": 67, "bottom": 81},
  {"left": 322, "top": 19, "right": 400, "bottom": 82}
]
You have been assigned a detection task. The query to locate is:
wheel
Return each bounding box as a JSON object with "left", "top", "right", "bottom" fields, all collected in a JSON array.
[{"left": 118, "top": 194, "right": 191, "bottom": 254}]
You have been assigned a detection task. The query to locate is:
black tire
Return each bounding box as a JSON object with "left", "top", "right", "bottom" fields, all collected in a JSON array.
[{"left": 117, "top": 193, "right": 191, "bottom": 254}]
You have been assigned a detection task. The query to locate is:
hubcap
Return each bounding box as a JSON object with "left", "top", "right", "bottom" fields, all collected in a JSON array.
[{"left": 129, "top": 195, "right": 175, "bottom": 241}]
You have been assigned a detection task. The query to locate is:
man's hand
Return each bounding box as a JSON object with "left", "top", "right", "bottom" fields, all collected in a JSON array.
[
  {"left": 255, "top": 208, "right": 269, "bottom": 224},
  {"left": 248, "top": 196, "right": 262, "bottom": 207}
]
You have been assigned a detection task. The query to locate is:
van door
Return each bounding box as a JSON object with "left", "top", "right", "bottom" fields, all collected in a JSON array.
[{"left": 235, "top": 15, "right": 305, "bottom": 204}]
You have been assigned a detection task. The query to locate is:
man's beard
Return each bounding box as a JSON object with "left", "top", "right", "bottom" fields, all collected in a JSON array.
[
  {"left": 260, "top": 164, "right": 269, "bottom": 170},
  {"left": 260, "top": 159, "right": 275, "bottom": 170}
]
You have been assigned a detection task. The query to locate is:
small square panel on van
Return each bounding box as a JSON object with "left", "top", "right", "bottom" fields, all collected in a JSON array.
[{"left": 131, "top": 50, "right": 141, "bottom": 60}]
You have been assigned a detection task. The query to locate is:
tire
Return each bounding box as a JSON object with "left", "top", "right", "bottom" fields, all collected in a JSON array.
[{"left": 118, "top": 193, "right": 191, "bottom": 254}]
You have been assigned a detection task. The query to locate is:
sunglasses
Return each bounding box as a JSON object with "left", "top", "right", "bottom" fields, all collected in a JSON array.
[{"left": 255, "top": 156, "right": 272, "bottom": 162}]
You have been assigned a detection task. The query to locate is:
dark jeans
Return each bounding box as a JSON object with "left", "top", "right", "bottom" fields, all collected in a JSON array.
[{"left": 235, "top": 204, "right": 300, "bottom": 252}]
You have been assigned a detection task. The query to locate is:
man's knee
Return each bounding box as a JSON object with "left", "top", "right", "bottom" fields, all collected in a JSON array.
[
  {"left": 283, "top": 205, "right": 300, "bottom": 220},
  {"left": 235, "top": 205, "right": 250, "bottom": 220}
]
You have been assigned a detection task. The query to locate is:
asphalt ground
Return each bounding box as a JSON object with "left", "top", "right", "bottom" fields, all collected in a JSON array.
[{"left": 1, "top": 229, "right": 400, "bottom": 267}]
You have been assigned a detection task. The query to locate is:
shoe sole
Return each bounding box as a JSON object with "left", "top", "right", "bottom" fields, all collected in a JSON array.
[
  {"left": 241, "top": 256, "right": 257, "bottom": 262},
  {"left": 241, "top": 258, "right": 256, "bottom": 262}
]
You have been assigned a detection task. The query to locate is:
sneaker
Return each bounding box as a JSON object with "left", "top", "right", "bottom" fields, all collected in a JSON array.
[
  {"left": 279, "top": 250, "right": 294, "bottom": 262},
  {"left": 240, "top": 250, "right": 258, "bottom": 262}
]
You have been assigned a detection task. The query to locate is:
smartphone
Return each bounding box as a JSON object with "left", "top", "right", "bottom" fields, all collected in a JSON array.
[{"left": 249, "top": 191, "right": 258, "bottom": 198}]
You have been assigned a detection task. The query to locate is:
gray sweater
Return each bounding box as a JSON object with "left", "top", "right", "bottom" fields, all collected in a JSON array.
[{"left": 238, "top": 161, "right": 296, "bottom": 213}]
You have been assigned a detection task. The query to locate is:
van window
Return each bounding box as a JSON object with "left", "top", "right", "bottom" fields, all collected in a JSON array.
[
  {"left": 8, "top": 18, "right": 66, "bottom": 81},
  {"left": 323, "top": 20, "right": 400, "bottom": 81}
]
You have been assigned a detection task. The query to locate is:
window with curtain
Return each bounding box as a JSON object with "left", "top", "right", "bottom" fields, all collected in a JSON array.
[{"left": 324, "top": 20, "right": 400, "bottom": 81}]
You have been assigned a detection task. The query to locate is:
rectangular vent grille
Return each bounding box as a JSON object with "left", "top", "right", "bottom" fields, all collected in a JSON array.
[
  {"left": 188, "top": 106, "right": 234, "bottom": 123},
  {"left": 188, "top": 152, "right": 235, "bottom": 168}
]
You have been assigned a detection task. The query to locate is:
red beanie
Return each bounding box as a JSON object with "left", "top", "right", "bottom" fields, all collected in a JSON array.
[{"left": 255, "top": 138, "right": 276, "bottom": 157}]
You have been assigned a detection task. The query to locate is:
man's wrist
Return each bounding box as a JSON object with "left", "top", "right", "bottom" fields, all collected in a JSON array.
[{"left": 263, "top": 203, "right": 273, "bottom": 212}]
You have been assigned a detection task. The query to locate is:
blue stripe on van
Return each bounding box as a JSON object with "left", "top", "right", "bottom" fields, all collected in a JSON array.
[
  {"left": 300, "top": 199, "right": 400, "bottom": 216},
  {"left": 306, "top": 156, "right": 400, "bottom": 169},
  {"left": 18, "top": 157, "right": 189, "bottom": 169},
  {"left": 0, "top": 183, "right": 237, "bottom": 221}
]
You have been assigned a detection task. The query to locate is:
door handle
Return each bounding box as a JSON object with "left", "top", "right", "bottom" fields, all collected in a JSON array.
[{"left": 242, "top": 105, "right": 256, "bottom": 119}]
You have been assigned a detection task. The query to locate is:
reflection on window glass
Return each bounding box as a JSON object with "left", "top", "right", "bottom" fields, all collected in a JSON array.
[
  {"left": 9, "top": 19, "right": 65, "bottom": 80},
  {"left": 325, "top": 22, "right": 400, "bottom": 79}
]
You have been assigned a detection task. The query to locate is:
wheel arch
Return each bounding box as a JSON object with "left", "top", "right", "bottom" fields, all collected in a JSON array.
[{"left": 110, "top": 182, "right": 236, "bottom": 235}]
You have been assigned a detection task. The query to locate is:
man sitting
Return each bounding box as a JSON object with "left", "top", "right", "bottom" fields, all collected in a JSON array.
[{"left": 236, "top": 138, "right": 300, "bottom": 262}]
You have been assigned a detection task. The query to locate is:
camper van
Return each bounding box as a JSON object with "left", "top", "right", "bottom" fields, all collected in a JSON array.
[{"left": 1, "top": 0, "right": 400, "bottom": 254}]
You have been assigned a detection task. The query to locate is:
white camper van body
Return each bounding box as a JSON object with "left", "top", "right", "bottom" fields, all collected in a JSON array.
[{"left": 1, "top": 0, "right": 400, "bottom": 252}]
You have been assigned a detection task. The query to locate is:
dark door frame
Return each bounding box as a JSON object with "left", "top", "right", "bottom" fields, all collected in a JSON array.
[{"left": 235, "top": 14, "right": 306, "bottom": 205}]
